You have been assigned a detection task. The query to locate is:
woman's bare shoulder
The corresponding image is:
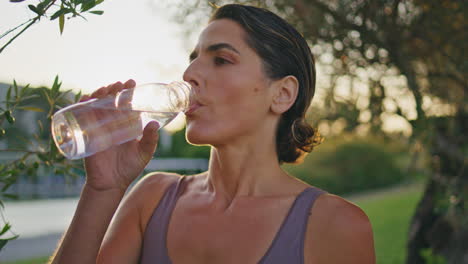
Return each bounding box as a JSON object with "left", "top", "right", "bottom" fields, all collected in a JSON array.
[
  {"left": 132, "top": 172, "right": 181, "bottom": 212},
  {"left": 305, "top": 193, "right": 376, "bottom": 264},
  {"left": 312, "top": 193, "right": 369, "bottom": 222},
  {"left": 97, "top": 172, "right": 182, "bottom": 262},
  {"left": 136, "top": 171, "right": 182, "bottom": 193}
]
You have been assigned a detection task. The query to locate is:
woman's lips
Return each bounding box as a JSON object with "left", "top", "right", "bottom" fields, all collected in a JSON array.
[{"left": 184, "top": 102, "right": 202, "bottom": 116}]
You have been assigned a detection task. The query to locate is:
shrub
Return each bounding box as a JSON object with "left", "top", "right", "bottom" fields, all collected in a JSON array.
[{"left": 284, "top": 135, "right": 412, "bottom": 195}]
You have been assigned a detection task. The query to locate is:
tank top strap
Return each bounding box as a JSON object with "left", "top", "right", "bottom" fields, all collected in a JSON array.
[
  {"left": 140, "top": 176, "right": 185, "bottom": 264},
  {"left": 259, "top": 187, "right": 326, "bottom": 264}
]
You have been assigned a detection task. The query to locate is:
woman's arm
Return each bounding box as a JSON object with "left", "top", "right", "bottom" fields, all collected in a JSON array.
[
  {"left": 96, "top": 172, "right": 179, "bottom": 263},
  {"left": 49, "top": 80, "right": 160, "bottom": 264},
  {"left": 49, "top": 185, "right": 126, "bottom": 264},
  {"left": 305, "top": 194, "right": 376, "bottom": 264}
]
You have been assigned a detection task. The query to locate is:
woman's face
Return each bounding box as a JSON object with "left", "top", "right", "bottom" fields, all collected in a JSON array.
[{"left": 183, "top": 19, "right": 275, "bottom": 146}]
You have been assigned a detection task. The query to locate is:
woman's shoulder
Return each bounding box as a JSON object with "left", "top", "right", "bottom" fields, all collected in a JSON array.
[
  {"left": 136, "top": 171, "right": 182, "bottom": 192},
  {"left": 312, "top": 193, "right": 369, "bottom": 222},
  {"left": 126, "top": 171, "right": 181, "bottom": 205},
  {"left": 123, "top": 172, "right": 183, "bottom": 230},
  {"left": 305, "top": 193, "right": 375, "bottom": 263}
]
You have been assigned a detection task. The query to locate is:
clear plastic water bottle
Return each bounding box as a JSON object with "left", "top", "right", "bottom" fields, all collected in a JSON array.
[{"left": 51, "top": 82, "right": 191, "bottom": 160}]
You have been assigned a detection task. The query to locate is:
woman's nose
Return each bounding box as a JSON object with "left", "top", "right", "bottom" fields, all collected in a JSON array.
[{"left": 183, "top": 61, "right": 200, "bottom": 90}]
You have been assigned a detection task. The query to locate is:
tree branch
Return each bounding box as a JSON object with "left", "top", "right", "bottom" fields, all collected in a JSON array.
[
  {"left": 0, "top": 18, "right": 38, "bottom": 54},
  {"left": 0, "top": 0, "right": 57, "bottom": 54},
  {"left": 0, "top": 18, "right": 34, "bottom": 40}
]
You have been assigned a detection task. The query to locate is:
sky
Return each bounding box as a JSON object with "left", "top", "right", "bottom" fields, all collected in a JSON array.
[
  {"left": 0, "top": 1, "right": 412, "bottom": 135},
  {"left": 0, "top": 0, "right": 200, "bottom": 131}
]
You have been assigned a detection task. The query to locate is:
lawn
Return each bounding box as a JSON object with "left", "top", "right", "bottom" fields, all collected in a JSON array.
[
  {"left": 3, "top": 256, "right": 50, "bottom": 264},
  {"left": 4, "top": 183, "right": 424, "bottom": 264},
  {"left": 353, "top": 183, "right": 424, "bottom": 264}
]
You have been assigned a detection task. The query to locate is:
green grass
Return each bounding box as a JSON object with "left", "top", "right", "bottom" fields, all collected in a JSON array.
[
  {"left": 3, "top": 256, "right": 50, "bottom": 264},
  {"left": 4, "top": 183, "right": 424, "bottom": 264},
  {"left": 353, "top": 183, "right": 424, "bottom": 264}
]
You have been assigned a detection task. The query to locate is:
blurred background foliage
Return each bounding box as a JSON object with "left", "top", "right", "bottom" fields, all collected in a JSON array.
[{"left": 284, "top": 134, "right": 422, "bottom": 195}]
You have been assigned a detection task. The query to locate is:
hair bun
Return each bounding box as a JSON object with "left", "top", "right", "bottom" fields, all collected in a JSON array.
[{"left": 291, "top": 118, "right": 323, "bottom": 159}]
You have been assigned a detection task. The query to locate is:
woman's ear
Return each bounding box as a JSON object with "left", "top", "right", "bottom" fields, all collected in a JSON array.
[{"left": 270, "top": 75, "right": 299, "bottom": 115}]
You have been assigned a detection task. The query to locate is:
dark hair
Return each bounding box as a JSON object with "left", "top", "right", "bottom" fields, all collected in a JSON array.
[{"left": 210, "top": 4, "right": 323, "bottom": 164}]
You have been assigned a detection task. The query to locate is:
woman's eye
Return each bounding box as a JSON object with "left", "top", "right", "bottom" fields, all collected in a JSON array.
[{"left": 214, "top": 57, "right": 231, "bottom": 65}]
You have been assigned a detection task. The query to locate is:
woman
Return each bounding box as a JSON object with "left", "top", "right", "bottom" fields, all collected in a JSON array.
[{"left": 51, "top": 4, "right": 375, "bottom": 264}]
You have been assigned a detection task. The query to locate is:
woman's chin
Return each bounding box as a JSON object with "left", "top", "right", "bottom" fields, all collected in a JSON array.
[{"left": 185, "top": 127, "right": 212, "bottom": 146}]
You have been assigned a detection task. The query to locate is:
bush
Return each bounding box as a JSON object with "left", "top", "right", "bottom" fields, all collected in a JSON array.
[{"left": 284, "top": 134, "right": 412, "bottom": 195}]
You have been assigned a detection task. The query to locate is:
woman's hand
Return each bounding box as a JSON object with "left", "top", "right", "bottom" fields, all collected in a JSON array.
[{"left": 80, "top": 79, "right": 160, "bottom": 191}]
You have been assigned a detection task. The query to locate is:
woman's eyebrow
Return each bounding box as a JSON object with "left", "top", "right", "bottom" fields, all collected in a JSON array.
[
  {"left": 189, "top": 42, "right": 240, "bottom": 62},
  {"left": 206, "top": 43, "right": 240, "bottom": 54}
]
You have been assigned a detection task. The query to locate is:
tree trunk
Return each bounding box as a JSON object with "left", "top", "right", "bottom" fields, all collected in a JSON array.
[{"left": 406, "top": 111, "right": 468, "bottom": 264}]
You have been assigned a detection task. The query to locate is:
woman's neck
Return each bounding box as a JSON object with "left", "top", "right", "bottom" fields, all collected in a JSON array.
[{"left": 205, "top": 140, "right": 287, "bottom": 202}]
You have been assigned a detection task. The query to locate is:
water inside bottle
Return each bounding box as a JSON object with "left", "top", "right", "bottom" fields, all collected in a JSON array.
[{"left": 52, "top": 109, "right": 178, "bottom": 160}]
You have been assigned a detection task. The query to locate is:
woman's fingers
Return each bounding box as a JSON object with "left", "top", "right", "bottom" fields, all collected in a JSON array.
[
  {"left": 108, "top": 82, "right": 124, "bottom": 96},
  {"left": 138, "top": 121, "right": 160, "bottom": 162},
  {"left": 79, "top": 94, "right": 91, "bottom": 102},
  {"left": 91, "top": 86, "right": 109, "bottom": 99},
  {"left": 123, "top": 79, "right": 136, "bottom": 90},
  {"left": 81, "top": 80, "right": 135, "bottom": 102}
]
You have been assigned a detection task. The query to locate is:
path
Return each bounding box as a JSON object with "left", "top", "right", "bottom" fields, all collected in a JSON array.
[{"left": 0, "top": 198, "right": 78, "bottom": 262}]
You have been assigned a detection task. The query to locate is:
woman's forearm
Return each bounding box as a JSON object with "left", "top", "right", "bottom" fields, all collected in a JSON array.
[{"left": 49, "top": 184, "right": 126, "bottom": 264}]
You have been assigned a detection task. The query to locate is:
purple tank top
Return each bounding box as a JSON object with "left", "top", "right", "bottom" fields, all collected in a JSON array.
[{"left": 140, "top": 176, "right": 325, "bottom": 264}]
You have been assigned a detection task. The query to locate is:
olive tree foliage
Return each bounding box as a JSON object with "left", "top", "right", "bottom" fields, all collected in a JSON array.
[
  {"left": 169, "top": 1, "right": 466, "bottom": 263},
  {"left": 1, "top": 0, "right": 105, "bottom": 53},
  {"left": 0, "top": 78, "right": 82, "bottom": 250},
  {"left": 0, "top": 0, "right": 105, "bottom": 251}
]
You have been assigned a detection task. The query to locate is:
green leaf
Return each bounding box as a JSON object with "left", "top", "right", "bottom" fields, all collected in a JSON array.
[
  {"left": 16, "top": 106, "right": 45, "bottom": 112},
  {"left": 74, "top": 91, "right": 82, "bottom": 103},
  {"left": 51, "top": 8, "right": 70, "bottom": 20},
  {"left": 10, "top": 0, "right": 27, "bottom": 2},
  {"left": 13, "top": 80, "right": 18, "bottom": 99},
  {"left": 4, "top": 111, "right": 15, "bottom": 124},
  {"left": 28, "top": 4, "right": 43, "bottom": 16},
  {"left": 95, "top": 0, "right": 105, "bottom": 5},
  {"left": 36, "top": 1, "right": 47, "bottom": 12},
  {"left": 41, "top": 89, "right": 53, "bottom": 106},
  {"left": 59, "top": 14, "right": 65, "bottom": 34},
  {"left": 6, "top": 85, "right": 11, "bottom": 108},
  {"left": 58, "top": 3, "right": 66, "bottom": 34},
  {"left": 51, "top": 75, "right": 61, "bottom": 96},
  {"left": 81, "top": 0, "right": 96, "bottom": 12},
  {"left": 0, "top": 223, "right": 11, "bottom": 236},
  {"left": 17, "top": 94, "right": 39, "bottom": 101},
  {"left": 0, "top": 239, "right": 7, "bottom": 250},
  {"left": 89, "top": 10, "right": 104, "bottom": 15},
  {"left": 19, "top": 84, "right": 30, "bottom": 97},
  {"left": 0, "top": 235, "right": 19, "bottom": 250}
]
